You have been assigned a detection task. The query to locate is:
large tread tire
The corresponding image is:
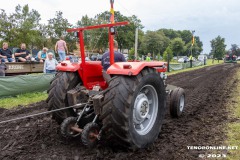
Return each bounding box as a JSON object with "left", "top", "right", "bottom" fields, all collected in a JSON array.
[
  {"left": 46, "top": 72, "right": 80, "bottom": 124},
  {"left": 170, "top": 87, "right": 185, "bottom": 118},
  {"left": 101, "top": 68, "right": 166, "bottom": 149}
]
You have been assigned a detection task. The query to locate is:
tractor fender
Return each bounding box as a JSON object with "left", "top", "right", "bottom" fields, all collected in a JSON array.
[
  {"left": 107, "top": 62, "right": 167, "bottom": 75},
  {"left": 56, "top": 61, "right": 81, "bottom": 72}
]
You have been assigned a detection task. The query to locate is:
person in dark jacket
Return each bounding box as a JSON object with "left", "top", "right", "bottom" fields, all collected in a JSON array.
[
  {"left": 0, "top": 42, "right": 15, "bottom": 62},
  {"left": 101, "top": 40, "right": 126, "bottom": 71},
  {"left": 15, "top": 43, "right": 31, "bottom": 62}
]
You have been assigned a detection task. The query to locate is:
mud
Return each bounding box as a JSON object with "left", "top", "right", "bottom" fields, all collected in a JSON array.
[{"left": 0, "top": 63, "right": 239, "bottom": 160}]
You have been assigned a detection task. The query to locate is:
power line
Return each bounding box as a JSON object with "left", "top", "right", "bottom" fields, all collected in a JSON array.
[{"left": 115, "top": 1, "right": 134, "bottom": 17}]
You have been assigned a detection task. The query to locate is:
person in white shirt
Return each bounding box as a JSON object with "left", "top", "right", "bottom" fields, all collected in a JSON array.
[{"left": 43, "top": 52, "right": 58, "bottom": 73}]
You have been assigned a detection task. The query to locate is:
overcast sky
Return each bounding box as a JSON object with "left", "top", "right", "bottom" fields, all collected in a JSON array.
[{"left": 1, "top": 0, "right": 240, "bottom": 54}]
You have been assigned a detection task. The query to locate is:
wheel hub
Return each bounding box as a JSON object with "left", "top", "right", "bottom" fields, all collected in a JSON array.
[
  {"left": 133, "top": 85, "right": 159, "bottom": 135},
  {"left": 134, "top": 94, "right": 149, "bottom": 122},
  {"left": 179, "top": 95, "right": 185, "bottom": 112}
]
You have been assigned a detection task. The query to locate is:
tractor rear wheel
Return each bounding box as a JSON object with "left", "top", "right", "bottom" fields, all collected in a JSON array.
[
  {"left": 101, "top": 68, "right": 166, "bottom": 149},
  {"left": 46, "top": 72, "right": 80, "bottom": 124}
]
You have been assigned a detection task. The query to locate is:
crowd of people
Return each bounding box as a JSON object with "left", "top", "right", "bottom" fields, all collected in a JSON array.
[
  {"left": 1, "top": 38, "right": 129, "bottom": 76},
  {"left": 0, "top": 37, "right": 69, "bottom": 75}
]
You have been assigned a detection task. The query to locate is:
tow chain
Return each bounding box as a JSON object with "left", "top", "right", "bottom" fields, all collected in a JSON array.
[{"left": 0, "top": 103, "right": 87, "bottom": 125}]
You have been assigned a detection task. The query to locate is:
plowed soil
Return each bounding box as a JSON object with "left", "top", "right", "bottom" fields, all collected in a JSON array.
[{"left": 0, "top": 63, "right": 239, "bottom": 160}]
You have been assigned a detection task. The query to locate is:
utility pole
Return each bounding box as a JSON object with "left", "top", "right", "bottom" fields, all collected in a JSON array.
[{"left": 134, "top": 27, "right": 138, "bottom": 60}]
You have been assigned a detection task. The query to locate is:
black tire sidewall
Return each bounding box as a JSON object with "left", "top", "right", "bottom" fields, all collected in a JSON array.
[
  {"left": 129, "top": 72, "right": 166, "bottom": 148},
  {"left": 176, "top": 88, "right": 185, "bottom": 116},
  {"left": 48, "top": 72, "right": 80, "bottom": 123},
  {"left": 61, "top": 117, "right": 78, "bottom": 138},
  {"left": 81, "top": 123, "right": 100, "bottom": 147},
  {"left": 170, "top": 88, "right": 185, "bottom": 118}
]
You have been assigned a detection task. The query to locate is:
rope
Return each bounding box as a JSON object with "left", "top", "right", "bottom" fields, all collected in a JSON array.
[{"left": 0, "top": 103, "right": 87, "bottom": 125}]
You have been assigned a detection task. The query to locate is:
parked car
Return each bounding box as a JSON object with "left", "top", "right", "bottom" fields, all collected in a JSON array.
[
  {"left": 178, "top": 57, "right": 189, "bottom": 63},
  {"left": 237, "top": 56, "right": 240, "bottom": 61},
  {"left": 178, "top": 57, "right": 196, "bottom": 63},
  {"left": 198, "top": 55, "right": 207, "bottom": 61}
]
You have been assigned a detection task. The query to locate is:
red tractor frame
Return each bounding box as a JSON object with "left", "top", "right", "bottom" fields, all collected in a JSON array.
[
  {"left": 57, "top": 21, "right": 167, "bottom": 90},
  {"left": 47, "top": 5, "right": 185, "bottom": 149}
]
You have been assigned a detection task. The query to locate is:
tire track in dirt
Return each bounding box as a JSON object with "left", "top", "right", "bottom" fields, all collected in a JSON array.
[{"left": 0, "top": 63, "right": 239, "bottom": 160}]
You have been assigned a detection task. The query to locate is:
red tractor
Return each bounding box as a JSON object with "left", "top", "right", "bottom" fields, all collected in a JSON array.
[{"left": 47, "top": 1, "right": 185, "bottom": 149}]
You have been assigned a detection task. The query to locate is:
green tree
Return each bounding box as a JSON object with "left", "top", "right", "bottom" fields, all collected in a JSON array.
[
  {"left": 0, "top": 9, "right": 17, "bottom": 45},
  {"left": 48, "top": 11, "right": 71, "bottom": 38},
  {"left": 230, "top": 44, "right": 239, "bottom": 55},
  {"left": 163, "top": 46, "right": 173, "bottom": 61},
  {"left": 141, "top": 31, "right": 170, "bottom": 58},
  {"left": 128, "top": 48, "right": 135, "bottom": 60},
  {"left": 159, "top": 29, "right": 180, "bottom": 39},
  {"left": 171, "top": 37, "right": 185, "bottom": 57},
  {"left": 76, "top": 15, "right": 96, "bottom": 51},
  {"left": 179, "top": 30, "right": 192, "bottom": 43},
  {"left": 237, "top": 48, "right": 240, "bottom": 57},
  {"left": 210, "top": 36, "right": 226, "bottom": 59},
  {"left": 13, "top": 5, "right": 42, "bottom": 48},
  {"left": 0, "top": 5, "right": 43, "bottom": 48},
  {"left": 76, "top": 11, "right": 143, "bottom": 53},
  {"left": 48, "top": 11, "right": 76, "bottom": 52},
  {"left": 157, "top": 53, "right": 161, "bottom": 61},
  {"left": 156, "top": 29, "right": 203, "bottom": 56}
]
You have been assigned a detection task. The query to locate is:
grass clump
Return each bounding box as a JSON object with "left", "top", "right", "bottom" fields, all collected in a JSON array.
[{"left": 225, "top": 70, "right": 240, "bottom": 159}]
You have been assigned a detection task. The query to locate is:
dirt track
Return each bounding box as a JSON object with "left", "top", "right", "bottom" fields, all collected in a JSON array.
[{"left": 0, "top": 63, "right": 239, "bottom": 160}]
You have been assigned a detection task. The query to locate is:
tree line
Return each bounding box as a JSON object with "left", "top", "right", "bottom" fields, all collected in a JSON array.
[
  {"left": 1, "top": 4, "right": 235, "bottom": 60},
  {"left": 209, "top": 36, "right": 240, "bottom": 59}
]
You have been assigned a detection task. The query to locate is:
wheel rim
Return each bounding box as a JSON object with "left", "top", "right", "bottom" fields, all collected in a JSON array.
[
  {"left": 133, "top": 85, "right": 158, "bottom": 135},
  {"left": 179, "top": 95, "right": 185, "bottom": 112}
]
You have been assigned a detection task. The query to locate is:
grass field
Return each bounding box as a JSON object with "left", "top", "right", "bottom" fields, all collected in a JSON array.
[
  {"left": 226, "top": 71, "right": 240, "bottom": 160},
  {"left": 0, "top": 92, "right": 48, "bottom": 109}
]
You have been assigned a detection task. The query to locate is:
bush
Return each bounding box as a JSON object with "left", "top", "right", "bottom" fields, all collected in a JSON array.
[
  {"left": 128, "top": 48, "right": 135, "bottom": 60},
  {"left": 163, "top": 46, "right": 173, "bottom": 61}
]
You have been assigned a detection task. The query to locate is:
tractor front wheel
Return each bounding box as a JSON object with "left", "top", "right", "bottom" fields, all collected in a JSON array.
[
  {"left": 101, "top": 68, "right": 166, "bottom": 149},
  {"left": 170, "top": 87, "right": 185, "bottom": 118}
]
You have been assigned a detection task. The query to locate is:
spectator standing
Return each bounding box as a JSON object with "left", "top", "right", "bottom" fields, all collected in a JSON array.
[
  {"left": 146, "top": 53, "right": 151, "bottom": 61},
  {"left": 36, "top": 47, "right": 48, "bottom": 62},
  {"left": 101, "top": 40, "right": 126, "bottom": 71},
  {"left": 204, "top": 56, "right": 206, "bottom": 65},
  {"left": 43, "top": 52, "right": 58, "bottom": 74},
  {"left": 0, "top": 42, "right": 15, "bottom": 62},
  {"left": 55, "top": 36, "right": 68, "bottom": 61},
  {"left": 15, "top": 43, "right": 31, "bottom": 62}
]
